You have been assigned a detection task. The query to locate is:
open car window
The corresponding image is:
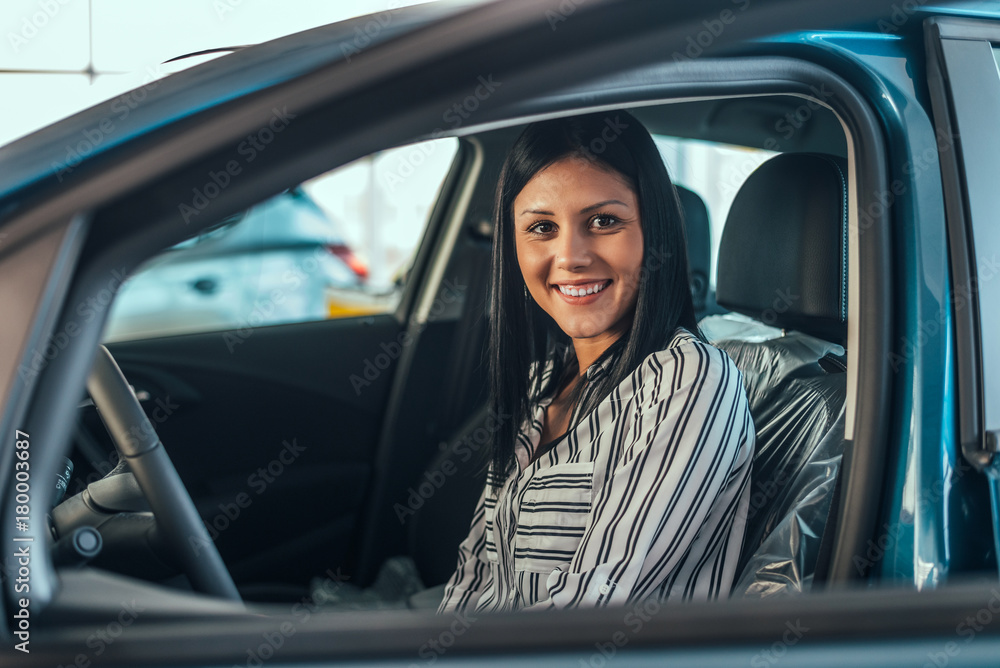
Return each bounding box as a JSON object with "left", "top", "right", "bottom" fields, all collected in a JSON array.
[{"left": 102, "top": 137, "right": 458, "bottom": 342}]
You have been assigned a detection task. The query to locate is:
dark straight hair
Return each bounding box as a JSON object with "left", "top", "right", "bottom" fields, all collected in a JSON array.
[{"left": 486, "top": 110, "right": 703, "bottom": 487}]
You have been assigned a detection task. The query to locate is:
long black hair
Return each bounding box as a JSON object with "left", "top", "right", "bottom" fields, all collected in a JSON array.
[{"left": 487, "top": 110, "right": 702, "bottom": 487}]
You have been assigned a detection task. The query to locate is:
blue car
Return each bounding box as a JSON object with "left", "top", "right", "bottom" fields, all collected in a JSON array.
[{"left": 1, "top": 0, "right": 999, "bottom": 666}]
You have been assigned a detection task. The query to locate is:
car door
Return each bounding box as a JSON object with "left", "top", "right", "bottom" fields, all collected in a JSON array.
[
  {"left": 69, "top": 138, "right": 467, "bottom": 592},
  {"left": 925, "top": 15, "right": 1000, "bottom": 566},
  {"left": 5, "top": 1, "right": 1000, "bottom": 667}
]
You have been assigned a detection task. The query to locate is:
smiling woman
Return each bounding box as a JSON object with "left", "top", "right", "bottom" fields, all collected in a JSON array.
[
  {"left": 438, "top": 112, "right": 756, "bottom": 613},
  {"left": 514, "top": 155, "right": 644, "bottom": 374}
]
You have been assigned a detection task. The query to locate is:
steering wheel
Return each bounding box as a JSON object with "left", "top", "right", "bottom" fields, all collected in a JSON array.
[{"left": 82, "top": 345, "right": 241, "bottom": 603}]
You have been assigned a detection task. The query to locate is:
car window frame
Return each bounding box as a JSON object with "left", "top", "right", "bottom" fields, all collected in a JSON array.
[{"left": 925, "top": 16, "right": 1000, "bottom": 472}]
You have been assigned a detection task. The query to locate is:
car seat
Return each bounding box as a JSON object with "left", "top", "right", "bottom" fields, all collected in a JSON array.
[
  {"left": 701, "top": 152, "right": 850, "bottom": 597},
  {"left": 676, "top": 184, "right": 720, "bottom": 320}
]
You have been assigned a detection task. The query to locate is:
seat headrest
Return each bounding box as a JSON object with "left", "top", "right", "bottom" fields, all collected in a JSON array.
[
  {"left": 676, "top": 185, "right": 710, "bottom": 313},
  {"left": 716, "top": 153, "right": 848, "bottom": 345}
]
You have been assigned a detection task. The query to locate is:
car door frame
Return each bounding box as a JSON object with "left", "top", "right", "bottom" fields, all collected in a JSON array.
[
  {"left": 0, "top": 0, "right": 926, "bottom": 662},
  {"left": 925, "top": 15, "right": 1000, "bottom": 571}
]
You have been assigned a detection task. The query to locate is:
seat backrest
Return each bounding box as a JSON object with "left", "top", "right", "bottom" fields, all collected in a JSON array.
[
  {"left": 676, "top": 185, "right": 712, "bottom": 317},
  {"left": 408, "top": 407, "right": 490, "bottom": 587},
  {"left": 714, "top": 326, "right": 846, "bottom": 596},
  {"left": 705, "top": 152, "right": 850, "bottom": 596}
]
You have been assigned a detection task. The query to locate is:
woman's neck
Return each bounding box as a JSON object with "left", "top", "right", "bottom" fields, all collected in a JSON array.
[{"left": 571, "top": 327, "right": 626, "bottom": 376}]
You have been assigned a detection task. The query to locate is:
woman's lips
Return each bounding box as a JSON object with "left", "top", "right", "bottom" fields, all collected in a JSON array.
[{"left": 552, "top": 280, "right": 611, "bottom": 305}]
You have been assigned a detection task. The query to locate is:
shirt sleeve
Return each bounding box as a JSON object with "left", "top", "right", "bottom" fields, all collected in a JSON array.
[
  {"left": 526, "top": 341, "right": 754, "bottom": 610},
  {"left": 437, "top": 482, "right": 492, "bottom": 614}
]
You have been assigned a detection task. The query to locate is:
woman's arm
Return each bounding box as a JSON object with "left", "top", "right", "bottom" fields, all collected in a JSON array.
[
  {"left": 438, "top": 483, "right": 493, "bottom": 614},
  {"left": 528, "top": 341, "right": 755, "bottom": 609}
]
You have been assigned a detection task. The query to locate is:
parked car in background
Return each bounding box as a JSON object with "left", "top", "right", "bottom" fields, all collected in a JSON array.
[
  {"left": 2, "top": 0, "right": 1000, "bottom": 666},
  {"left": 104, "top": 188, "right": 372, "bottom": 342}
]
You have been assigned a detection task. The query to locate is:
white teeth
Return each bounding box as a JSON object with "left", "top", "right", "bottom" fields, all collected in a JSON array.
[{"left": 558, "top": 281, "right": 608, "bottom": 297}]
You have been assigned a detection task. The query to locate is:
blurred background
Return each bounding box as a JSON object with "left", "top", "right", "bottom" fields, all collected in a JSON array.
[
  {"left": 1, "top": 0, "right": 769, "bottom": 342},
  {"left": 0, "top": 0, "right": 465, "bottom": 340},
  {"left": 0, "top": 0, "right": 443, "bottom": 145}
]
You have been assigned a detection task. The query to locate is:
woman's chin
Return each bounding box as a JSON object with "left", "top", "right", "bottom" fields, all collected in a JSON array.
[{"left": 557, "top": 323, "right": 616, "bottom": 341}]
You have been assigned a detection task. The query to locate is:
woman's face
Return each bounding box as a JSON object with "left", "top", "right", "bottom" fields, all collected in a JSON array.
[{"left": 514, "top": 155, "right": 644, "bottom": 348}]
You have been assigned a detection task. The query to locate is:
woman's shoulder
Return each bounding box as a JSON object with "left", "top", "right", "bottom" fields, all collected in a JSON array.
[
  {"left": 656, "top": 326, "right": 726, "bottom": 358},
  {"left": 643, "top": 326, "right": 743, "bottom": 389}
]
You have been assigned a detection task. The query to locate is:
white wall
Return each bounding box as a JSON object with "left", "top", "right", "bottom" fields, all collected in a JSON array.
[{"left": 0, "top": 0, "right": 440, "bottom": 147}]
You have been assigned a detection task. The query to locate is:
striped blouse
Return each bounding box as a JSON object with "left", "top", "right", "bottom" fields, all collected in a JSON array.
[{"left": 438, "top": 327, "right": 755, "bottom": 613}]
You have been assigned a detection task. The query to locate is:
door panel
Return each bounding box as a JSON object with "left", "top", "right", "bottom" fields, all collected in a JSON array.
[{"left": 78, "top": 314, "right": 404, "bottom": 590}]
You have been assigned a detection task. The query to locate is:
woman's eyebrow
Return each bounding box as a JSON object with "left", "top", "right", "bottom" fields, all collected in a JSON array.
[
  {"left": 518, "top": 199, "right": 630, "bottom": 217},
  {"left": 580, "top": 199, "right": 629, "bottom": 213}
]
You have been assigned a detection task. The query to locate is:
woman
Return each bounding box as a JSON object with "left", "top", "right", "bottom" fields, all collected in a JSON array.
[{"left": 439, "top": 111, "right": 754, "bottom": 613}]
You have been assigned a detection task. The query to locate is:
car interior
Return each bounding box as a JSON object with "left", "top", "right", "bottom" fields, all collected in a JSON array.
[{"left": 50, "top": 76, "right": 875, "bottom": 615}]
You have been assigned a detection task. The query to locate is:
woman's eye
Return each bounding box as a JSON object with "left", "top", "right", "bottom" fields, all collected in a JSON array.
[
  {"left": 591, "top": 214, "right": 619, "bottom": 229},
  {"left": 529, "top": 221, "right": 554, "bottom": 234}
]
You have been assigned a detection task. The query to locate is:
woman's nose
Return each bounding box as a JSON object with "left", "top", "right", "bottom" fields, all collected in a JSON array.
[{"left": 555, "top": 227, "right": 592, "bottom": 271}]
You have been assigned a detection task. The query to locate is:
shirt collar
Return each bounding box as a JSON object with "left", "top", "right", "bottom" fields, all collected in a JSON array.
[
  {"left": 584, "top": 339, "right": 626, "bottom": 382},
  {"left": 514, "top": 344, "right": 619, "bottom": 471},
  {"left": 585, "top": 353, "right": 614, "bottom": 381}
]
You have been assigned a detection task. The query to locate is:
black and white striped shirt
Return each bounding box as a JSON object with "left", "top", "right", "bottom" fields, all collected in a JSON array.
[{"left": 438, "top": 327, "right": 755, "bottom": 613}]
